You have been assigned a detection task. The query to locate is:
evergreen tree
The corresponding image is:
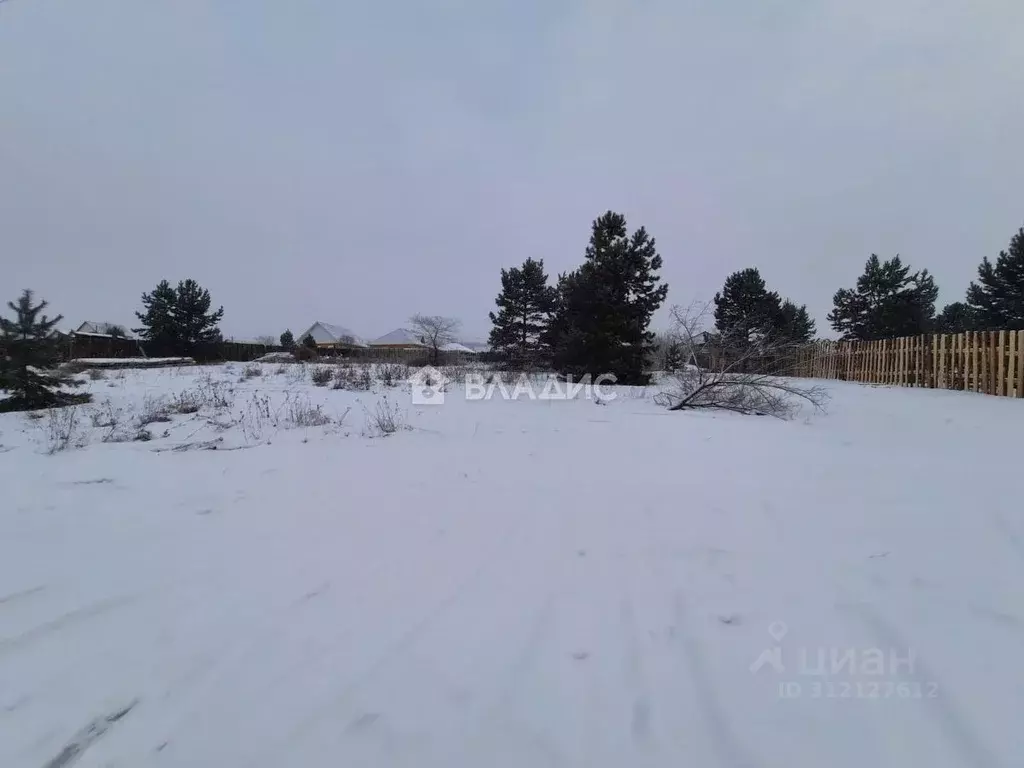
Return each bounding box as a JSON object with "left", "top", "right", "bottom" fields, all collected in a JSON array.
[
  {"left": 133, "top": 279, "right": 177, "bottom": 352},
  {"left": 134, "top": 279, "right": 224, "bottom": 355},
  {"left": 828, "top": 255, "right": 938, "bottom": 340},
  {"left": 294, "top": 332, "right": 319, "bottom": 360},
  {"left": 650, "top": 331, "right": 684, "bottom": 371},
  {"left": 280, "top": 329, "right": 295, "bottom": 348},
  {"left": 488, "top": 257, "right": 556, "bottom": 368},
  {"left": 966, "top": 226, "right": 1024, "bottom": 330},
  {"left": 0, "top": 290, "right": 87, "bottom": 412},
  {"left": 713, "top": 268, "right": 781, "bottom": 346},
  {"left": 173, "top": 279, "right": 224, "bottom": 351},
  {"left": 933, "top": 302, "right": 978, "bottom": 333},
  {"left": 547, "top": 211, "right": 668, "bottom": 384},
  {"left": 773, "top": 300, "right": 816, "bottom": 344}
]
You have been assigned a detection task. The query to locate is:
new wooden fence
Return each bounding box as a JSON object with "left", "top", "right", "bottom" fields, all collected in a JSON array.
[{"left": 784, "top": 330, "right": 1024, "bottom": 398}]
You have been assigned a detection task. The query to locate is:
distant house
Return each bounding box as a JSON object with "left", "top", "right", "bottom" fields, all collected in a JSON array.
[
  {"left": 73, "top": 321, "right": 135, "bottom": 339},
  {"left": 368, "top": 328, "right": 427, "bottom": 349},
  {"left": 296, "top": 321, "right": 367, "bottom": 350},
  {"left": 460, "top": 340, "right": 490, "bottom": 354},
  {"left": 440, "top": 342, "right": 477, "bottom": 354}
]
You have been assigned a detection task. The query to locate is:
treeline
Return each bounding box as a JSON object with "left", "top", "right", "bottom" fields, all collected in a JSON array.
[
  {"left": 487, "top": 211, "right": 669, "bottom": 384},
  {"left": 487, "top": 217, "right": 1024, "bottom": 377},
  {"left": 828, "top": 226, "right": 1024, "bottom": 340}
]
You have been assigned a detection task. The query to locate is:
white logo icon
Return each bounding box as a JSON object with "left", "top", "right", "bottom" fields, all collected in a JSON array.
[
  {"left": 750, "top": 621, "right": 788, "bottom": 674},
  {"left": 410, "top": 365, "right": 445, "bottom": 405}
]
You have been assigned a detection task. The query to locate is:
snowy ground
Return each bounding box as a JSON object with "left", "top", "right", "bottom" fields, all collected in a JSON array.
[{"left": 1, "top": 363, "right": 1022, "bottom": 767}]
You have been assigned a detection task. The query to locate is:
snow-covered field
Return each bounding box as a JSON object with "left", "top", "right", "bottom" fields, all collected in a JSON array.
[{"left": 1, "top": 363, "right": 1022, "bottom": 767}]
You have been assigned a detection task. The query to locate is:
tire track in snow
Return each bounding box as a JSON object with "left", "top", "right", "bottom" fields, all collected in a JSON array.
[
  {"left": 989, "top": 511, "right": 1024, "bottom": 564},
  {"left": 0, "top": 593, "right": 139, "bottom": 656},
  {"left": 446, "top": 500, "right": 581, "bottom": 768},
  {"left": 670, "top": 590, "right": 761, "bottom": 768},
  {"left": 0, "top": 584, "right": 47, "bottom": 606},
  {"left": 619, "top": 596, "right": 655, "bottom": 753},
  {"left": 41, "top": 701, "right": 138, "bottom": 768},
  {"left": 836, "top": 597, "right": 1002, "bottom": 768},
  {"left": 281, "top": 514, "right": 533, "bottom": 748},
  {"left": 452, "top": 589, "right": 563, "bottom": 768}
]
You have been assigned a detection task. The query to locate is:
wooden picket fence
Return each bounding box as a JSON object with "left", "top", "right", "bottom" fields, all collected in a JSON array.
[{"left": 784, "top": 330, "right": 1024, "bottom": 397}]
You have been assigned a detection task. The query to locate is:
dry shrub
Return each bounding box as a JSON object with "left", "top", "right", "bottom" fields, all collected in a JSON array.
[
  {"left": 310, "top": 366, "right": 333, "bottom": 387},
  {"left": 138, "top": 395, "right": 172, "bottom": 425},
  {"left": 284, "top": 394, "right": 332, "bottom": 427},
  {"left": 364, "top": 396, "right": 406, "bottom": 436},
  {"left": 378, "top": 363, "right": 409, "bottom": 387},
  {"left": 169, "top": 375, "right": 234, "bottom": 413},
  {"left": 332, "top": 364, "right": 372, "bottom": 391},
  {"left": 43, "top": 406, "right": 86, "bottom": 454}
]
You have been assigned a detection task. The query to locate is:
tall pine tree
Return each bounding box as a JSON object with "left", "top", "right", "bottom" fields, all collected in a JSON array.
[
  {"left": 828, "top": 255, "right": 937, "bottom": 340},
  {"left": 773, "top": 300, "right": 816, "bottom": 344},
  {"left": 713, "top": 268, "right": 781, "bottom": 346},
  {"left": 488, "top": 258, "right": 556, "bottom": 369},
  {"left": 933, "top": 302, "right": 978, "bottom": 333},
  {"left": 0, "top": 290, "right": 87, "bottom": 412},
  {"left": 133, "top": 280, "right": 178, "bottom": 352},
  {"left": 966, "top": 226, "right": 1024, "bottom": 330},
  {"left": 134, "top": 279, "right": 224, "bottom": 355},
  {"left": 174, "top": 279, "right": 224, "bottom": 352},
  {"left": 547, "top": 211, "right": 668, "bottom": 384}
]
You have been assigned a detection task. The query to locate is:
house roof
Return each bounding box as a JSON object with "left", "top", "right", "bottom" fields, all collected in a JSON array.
[
  {"left": 74, "top": 321, "right": 136, "bottom": 339},
  {"left": 298, "top": 321, "right": 367, "bottom": 347},
  {"left": 440, "top": 342, "right": 476, "bottom": 353},
  {"left": 369, "top": 328, "right": 426, "bottom": 346}
]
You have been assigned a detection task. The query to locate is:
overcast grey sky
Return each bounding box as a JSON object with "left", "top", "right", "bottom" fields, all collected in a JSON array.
[{"left": 3, "top": 0, "right": 1023, "bottom": 341}]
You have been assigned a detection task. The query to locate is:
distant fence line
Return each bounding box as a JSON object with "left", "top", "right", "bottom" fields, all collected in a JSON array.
[
  {"left": 58, "top": 335, "right": 281, "bottom": 363},
  {"left": 55, "top": 335, "right": 490, "bottom": 366},
  {"left": 724, "top": 330, "right": 1024, "bottom": 399}
]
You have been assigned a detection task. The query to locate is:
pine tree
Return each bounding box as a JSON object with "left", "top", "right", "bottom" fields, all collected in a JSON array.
[
  {"left": 134, "top": 279, "right": 224, "bottom": 355},
  {"left": 133, "top": 279, "right": 177, "bottom": 353},
  {"left": 933, "top": 302, "right": 978, "bottom": 333},
  {"left": 280, "top": 329, "right": 295, "bottom": 348},
  {"left": 713, "top": 268, "right": 781, "bottom": 346},
  {"left": 547, "top": 211, "right": 668, "bottom": 384},
  {"left": 488, "top": 258, "right": 556, "bottom": 368},
  {"left": 173, "top": 279, "right": 224, "bottom": 352},
  {"left": 0, "top": 290, "right": 88, "bottom": 412},
  {"left": 828, "top": 255, "right": 938, "bottom": 340},
  {"left": 650, "top": 331, "right": 684, "bottom": 371},
  {"left": 966, "top": 226, "right": 1024, "bottom": 330},
  {"left": 773, "top": 300, "right": 816, "bottom": 344}
]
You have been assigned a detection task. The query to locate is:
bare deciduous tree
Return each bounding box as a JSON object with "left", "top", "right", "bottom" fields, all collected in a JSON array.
[
  {"left": 654, "top": 302, "right": 828, "bottom": 418},
  {"left": 409, "top": 314, "right": 461, "bottom": 365}
]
